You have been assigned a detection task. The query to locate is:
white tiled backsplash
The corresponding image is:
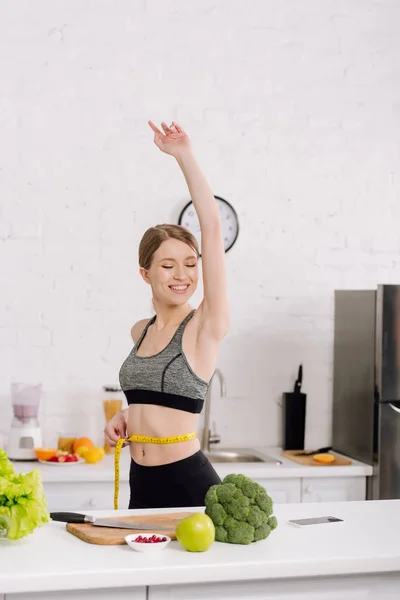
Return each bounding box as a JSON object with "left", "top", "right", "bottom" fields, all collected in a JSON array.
[{"left": 1, "top": 1, "right": 400, "bottom": 450}]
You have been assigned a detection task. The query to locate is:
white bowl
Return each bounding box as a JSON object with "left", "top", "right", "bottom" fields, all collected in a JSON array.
[{"left": 124, "top": 532, "right": 171, "bottom": 553}]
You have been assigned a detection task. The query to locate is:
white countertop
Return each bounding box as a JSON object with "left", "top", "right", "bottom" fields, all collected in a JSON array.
[
  {"left": 0, "top": 499, "right": 398, "bottom": 594},
  {"left": 11, "top": 446, "right": 372, "bottom": 482}
]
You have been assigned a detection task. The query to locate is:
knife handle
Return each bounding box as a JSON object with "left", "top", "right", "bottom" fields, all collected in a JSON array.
[
  {"left": 302, "top": 446, "right": 332, "bottom": 456},
  {"left": 50, "top": 512, "right": 88, "bottom": 524}
]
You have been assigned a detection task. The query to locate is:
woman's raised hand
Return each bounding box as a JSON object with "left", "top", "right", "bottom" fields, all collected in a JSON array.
[{"left": 148, "top": 120, "right": 192, "bottom": 158}]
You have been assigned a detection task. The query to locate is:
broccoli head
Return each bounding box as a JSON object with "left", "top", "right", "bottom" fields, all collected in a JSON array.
[
  {"left": 254, "top": 523, "right": 271, "bottom": 542},
  {"left": 204, "top": 473, "right": 278, "bottom": 545},
  {"left": 254, "top": 488, "right": 273, "bottom": 516},
  {"left": 268, "top": 515, "right": 278, "bottom": 531},
  {"left": 206, "top": 502, "right": 227, "bottom": 526}
]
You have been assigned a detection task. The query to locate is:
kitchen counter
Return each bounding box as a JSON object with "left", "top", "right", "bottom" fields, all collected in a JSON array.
[
  {"left": 11, "top": 446, "right": 372, "bottom": 482},
  {"left": 1, "top": 500, "right": 399, "bottom": 599}
]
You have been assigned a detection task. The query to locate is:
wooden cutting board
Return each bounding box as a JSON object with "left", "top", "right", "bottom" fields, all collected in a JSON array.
[
  {"left": 66, "top": 511, "right": 195, "bottom": 545},
  {"left": 281, "top": 450, "right": 352, "bottom": 466}
]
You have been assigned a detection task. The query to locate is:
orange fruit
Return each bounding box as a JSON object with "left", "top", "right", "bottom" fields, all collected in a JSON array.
[
  {"left": 34, "top": 448, "right": 57, "bottom": 461},
  {"left": 313, "top": 453, "right": 335, "bottom": 464},
  {"left": 72, "top": 437, "right": 94, "bottom": 453}
]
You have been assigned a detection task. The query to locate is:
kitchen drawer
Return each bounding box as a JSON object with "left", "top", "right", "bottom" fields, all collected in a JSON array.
[
  {"left": 43, "top": 481, "right": 130, "bottom": 512},
  {"left": 8, "top": 588, "right": 146, "bottom": 599},
  {"left": 254, "top": 478, "right": 301, "bottom": 503},
  {"left": 301, "top": 476, "right": 366, "bottom": 503},
  {"left": 149, "top": 575, "right": 399, "bottom": 599}
]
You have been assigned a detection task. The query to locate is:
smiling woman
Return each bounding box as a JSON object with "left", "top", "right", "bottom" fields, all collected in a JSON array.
[
  {"left": 104, "top": 120, "right": 230, "bottom": 510},
  {"left": 138, "top": 225, "right": 200, "bottom": 305}
]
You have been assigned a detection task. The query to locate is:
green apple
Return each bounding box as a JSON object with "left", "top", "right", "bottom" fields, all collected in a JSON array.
[{"left": 175, "top": 512, "right": 215, "bottom": 552}]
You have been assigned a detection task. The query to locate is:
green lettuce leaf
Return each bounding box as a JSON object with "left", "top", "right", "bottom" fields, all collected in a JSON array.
[
  {"left": 0, "top": 449, "right": 50, "bottom": 540},
  {"left": 0, "top": 449, "right": 16, "bottom": 480}
]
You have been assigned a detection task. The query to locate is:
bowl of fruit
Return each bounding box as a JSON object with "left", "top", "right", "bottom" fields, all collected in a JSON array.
[
  {"left": 125, "top": 533, "right": 171, "bottom": 553},
  {"left": 37, "top": 449, "right": 83, "bottom": 465}
]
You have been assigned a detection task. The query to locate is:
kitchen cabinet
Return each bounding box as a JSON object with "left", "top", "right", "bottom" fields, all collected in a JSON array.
[
  {"left": 6, "top": 589, "right": 146, "bottom": 600},
  {"left": 249, "top": 477, "right": 365, "bottom": 506},
  {"left": 255, "top": 478, "right": 301, "bottom": 503},
  {"left": 300, "top": 477, "right": 366, "bottom": 503},
  {"left": 41, "top": 476, "right": 366, "bottom": 512},
  {"left": 5, "top": 575, "right": 399, "bottom": 600},
  {"left": 43, "top": 481, "right": 130, "bottom": 512},
  {"left": 148, "top": 574, "right": 399, "bottom": 600}
]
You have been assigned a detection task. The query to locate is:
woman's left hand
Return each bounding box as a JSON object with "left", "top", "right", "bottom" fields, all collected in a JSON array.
[{"left": 148, "top": 120, "right": 192, "bottom": 158}]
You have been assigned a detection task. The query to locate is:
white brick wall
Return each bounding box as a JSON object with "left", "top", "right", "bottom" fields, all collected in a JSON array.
[{"left": 1, "top": 0, "right": 399, "bottom": 450}]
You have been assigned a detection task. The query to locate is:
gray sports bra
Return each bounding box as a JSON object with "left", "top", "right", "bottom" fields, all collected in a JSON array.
[{"left": 119, "top": 310, "right": 208, "bottom": 414}]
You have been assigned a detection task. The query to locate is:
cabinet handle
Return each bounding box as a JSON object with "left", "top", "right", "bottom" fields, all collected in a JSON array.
[
  {"left": 88, "top": 498, "right": 97, "bottom": 508},
  {"left": 306, "top": 485, "right": 313, "bottom": 493}
]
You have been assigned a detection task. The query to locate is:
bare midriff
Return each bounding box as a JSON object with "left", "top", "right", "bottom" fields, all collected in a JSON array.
[{"left": 127, "top": 404, "right": 200, "bottom": 466}]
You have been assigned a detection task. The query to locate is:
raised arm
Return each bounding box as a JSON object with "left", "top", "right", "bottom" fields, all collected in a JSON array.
[{"left": 148, "top": 120, "right": 229, "bottom": 340}]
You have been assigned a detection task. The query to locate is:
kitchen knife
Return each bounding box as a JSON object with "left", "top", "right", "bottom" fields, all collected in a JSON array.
[
  {"left": 50, "top": 512, "right": 171, "bottom": 531},
  {"left": 294, "top": 446, "right": 332, "bottom": 456}
]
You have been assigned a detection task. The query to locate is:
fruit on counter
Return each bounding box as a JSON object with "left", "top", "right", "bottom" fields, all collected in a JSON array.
[
  {"left": 57, "top": 437, "right": 76, "bottom": 453},
  {"left": 72, "top": 437, "right": 94, "bottom": 453},
  {"left": 134, "top": 535, "right": 168, "bottom": 543},
  {"left": 175, "top": 513, "right": 215, "bottom": 552},
  {"left": 204, "top": 474, "right": 278, "bottom": 545},
  {"left": 47, "top": 450, "right": 80, "bottom": 463},
  {"left": 0, "top": 449, "right": 50, "bottom": 540},
  {"left": 75, "top": 446, "right": 90, "bottom": 458},
  {"left": 34, "top": 448, "right": 57, "bottom": 461},
  {"left": 83, "top": 447, "right": 105, "bottom": 464},
  {"left": 313, "top": 453, "right": 335, "bottom": 464}
]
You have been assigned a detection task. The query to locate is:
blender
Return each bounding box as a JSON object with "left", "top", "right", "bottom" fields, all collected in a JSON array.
[{"left": 7, "top": 383, "right": 43, "bottom": 461}]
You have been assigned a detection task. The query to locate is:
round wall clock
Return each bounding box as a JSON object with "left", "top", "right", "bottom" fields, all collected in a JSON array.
[{"left": 178, "top": 196, "right": 239, "bottom": 254}]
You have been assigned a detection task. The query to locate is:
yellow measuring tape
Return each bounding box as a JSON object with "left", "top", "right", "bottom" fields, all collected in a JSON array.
[{"left": 113, "top": 432, "right": 197, "bottom": 510}]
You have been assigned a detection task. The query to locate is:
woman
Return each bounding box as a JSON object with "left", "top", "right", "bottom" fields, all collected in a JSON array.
[{"left": 105, "top": 120, "right": 229, "bottom": 509}]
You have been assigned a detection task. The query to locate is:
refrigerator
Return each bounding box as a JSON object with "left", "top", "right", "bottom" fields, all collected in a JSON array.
[{"left": 332, "top": 284, "right": 400, "bottom": 500}]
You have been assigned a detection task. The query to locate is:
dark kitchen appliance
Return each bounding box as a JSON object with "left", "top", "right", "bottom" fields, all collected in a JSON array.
[{"left": 332, "top": 284, "right": 400, "bottom": 500}]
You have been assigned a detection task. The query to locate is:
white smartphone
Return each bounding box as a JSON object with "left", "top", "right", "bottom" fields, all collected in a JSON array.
[{"left": 288, "top": 516, "right": 344, "bottom": 528}]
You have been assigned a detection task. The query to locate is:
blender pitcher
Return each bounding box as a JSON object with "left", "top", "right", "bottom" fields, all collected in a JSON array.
[
  {"left": 7, "top": 383, "right": 43, "bottom": 461},
  {"left": 11, "top": 383, "right": 42, "bottom": 421}
]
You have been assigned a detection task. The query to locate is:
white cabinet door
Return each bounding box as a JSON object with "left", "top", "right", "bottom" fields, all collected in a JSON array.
[
  {"left": 255, "top": 478, "right": 301, "bottom": 503},
  {"left": 149, "top": 573, "right": 399, "bottom": 599},
  {"left": 42, "top": 475, "right": 366, "bottom": 512},
  {"left": 301, "top": 477, "right": 366, "bottom": 503},
  {"left": 43, "top": 481, "right": 130, "bottom": 512},
  {"left": 8, "top": 588, "right": 146, "bottom": 600}
]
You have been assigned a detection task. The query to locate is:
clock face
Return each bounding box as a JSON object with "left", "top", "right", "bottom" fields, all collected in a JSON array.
[{"left": 178, "top": 196, "right": 239, "bottom": 254}]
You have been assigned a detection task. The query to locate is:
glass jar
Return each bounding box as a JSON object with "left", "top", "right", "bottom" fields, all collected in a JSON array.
[{"left": 103, "top": 385, "right": 123, "bottom": 454}]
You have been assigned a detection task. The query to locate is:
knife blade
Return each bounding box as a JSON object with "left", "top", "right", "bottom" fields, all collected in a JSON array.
[
  {"left": 294, "top": 446, "right": 332, "bottom": 456},
  {"left": 50, "top": 512, "right": 171, "bottom": 531}
]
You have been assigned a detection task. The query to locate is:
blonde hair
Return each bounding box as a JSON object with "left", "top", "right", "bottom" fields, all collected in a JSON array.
[{"left": 138, "top": 224, "right": 200, "bottom": 270}]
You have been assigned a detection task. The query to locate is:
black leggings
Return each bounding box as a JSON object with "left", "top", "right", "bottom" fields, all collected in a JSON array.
[{"left": 128, "top": 450, "right": 221, "bottom": 509}]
